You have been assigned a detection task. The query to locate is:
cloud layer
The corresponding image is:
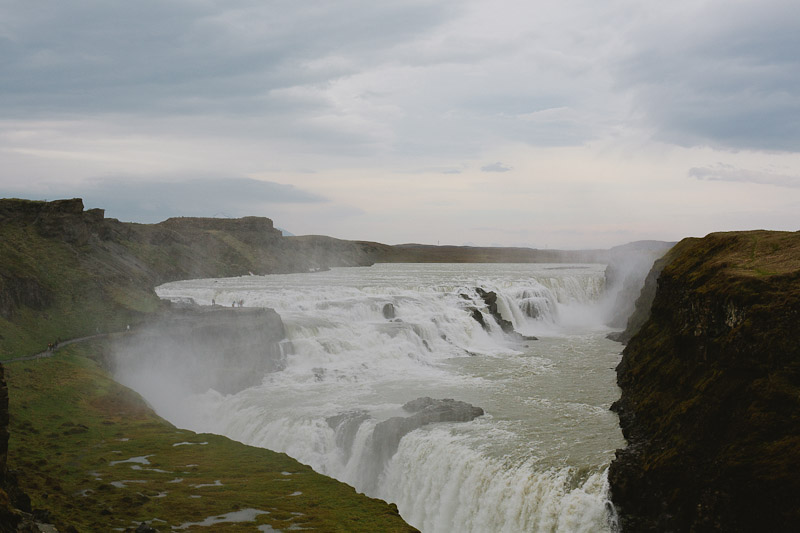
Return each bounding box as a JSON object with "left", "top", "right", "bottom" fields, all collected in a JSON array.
[
  {"left": 690, "top": 164, "right": 800, "bottom": 189},
  {"left": 1, "top": 0, "right": 799, "bottom": 247}
]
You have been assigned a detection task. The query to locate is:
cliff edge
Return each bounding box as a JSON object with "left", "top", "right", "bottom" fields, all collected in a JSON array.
[
  {"left": 0, "top": 198, "right": 412, "bottom": 531},
  {"left": 609, "top": 230, "right": 800, "bottom": 532},
  {"left": 0, "top": 198, "right": 380, "bottom": 359}
]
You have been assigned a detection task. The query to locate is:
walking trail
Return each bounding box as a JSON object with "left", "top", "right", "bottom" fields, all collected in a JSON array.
[{"left": 4, "top": 333, "right": 113, "bottom": 363}]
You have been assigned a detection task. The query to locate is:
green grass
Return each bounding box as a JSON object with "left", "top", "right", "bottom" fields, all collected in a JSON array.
[
  {"left": 0, "top": 223, "right": 160, "bottom": 359},
  {"left": 0, "top": 208, "right": 418, "bottom": 531},
  {"left": 5, "top": 343, "right": 417, "bottom": 532}
]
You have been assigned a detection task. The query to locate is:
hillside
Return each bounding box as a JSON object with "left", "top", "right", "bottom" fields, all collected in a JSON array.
[
  {"left": 0, "top": 199, "right": 415, "bottom": 531},
  {"left": 367, "top": 243, "right": 610, "bottom": 263},
  {"left": 0, "top": 198, "right": 381, "bottom": 359},
  {"left": 0, "top": 197, "right": 670, "bottom": 530},
  {"left": 609, "top": 230, "right": 800, "bottom": 531}
]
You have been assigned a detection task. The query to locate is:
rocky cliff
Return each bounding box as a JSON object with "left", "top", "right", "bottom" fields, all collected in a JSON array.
[
  {"left": 109, "top": 304, "right": 289, "bottom": 395},
  {"left": 609, "top": 230, "right": 800, "bottom": 532},
  {"left": 606, "top": 252, "right": 670, "bottom": 344},
  {"left": 604, "top": 240, "right": 675, "bottom": 331},
  {"left": 0, "top": 198, "right": 382, "bottom": 359},
  {"left": 0, "top": 198, "right": 384, "bottom": 531}
]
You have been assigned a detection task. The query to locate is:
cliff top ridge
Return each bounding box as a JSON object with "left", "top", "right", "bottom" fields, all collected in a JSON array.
[{"left": 668, "top": 230, "right": 800, "bottom": 279}]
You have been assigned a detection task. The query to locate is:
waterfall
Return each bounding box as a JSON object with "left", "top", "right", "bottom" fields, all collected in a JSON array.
[{"left": 120, "top": 263, "right": 624, "bottom": 532}]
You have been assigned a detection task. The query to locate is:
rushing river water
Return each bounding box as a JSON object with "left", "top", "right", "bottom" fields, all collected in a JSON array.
[{"left": 131, "top": 263, "right": 624, "bottom": 532}]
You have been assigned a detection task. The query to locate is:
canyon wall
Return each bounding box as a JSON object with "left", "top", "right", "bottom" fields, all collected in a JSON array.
[
  {"left": 108, "top": 305, "right": 289, "bottom": 395},
  {"left": 609, "top": 230, "right": 800, "bottom": 532},
  {"left": 0, "top": 198, "right": 385, "bottom": 530}
]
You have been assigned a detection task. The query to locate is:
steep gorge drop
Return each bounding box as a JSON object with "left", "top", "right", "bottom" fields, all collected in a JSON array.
[{"left": 115, "top": 263, "right": 626, "bottom": 532}]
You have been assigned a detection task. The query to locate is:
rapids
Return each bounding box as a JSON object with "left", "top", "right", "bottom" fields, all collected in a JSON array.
[{"left": 124, "top": 263, "right": 625, "bottom": 532}]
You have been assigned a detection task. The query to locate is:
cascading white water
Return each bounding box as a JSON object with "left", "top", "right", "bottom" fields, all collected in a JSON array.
[{"left": 123, "top": 263, "right": 624, "bottom": 532}]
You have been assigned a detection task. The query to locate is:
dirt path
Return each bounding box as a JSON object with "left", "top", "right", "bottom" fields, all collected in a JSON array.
[{"left": 4, "top": 333, "right": 112, "bottom": 363}]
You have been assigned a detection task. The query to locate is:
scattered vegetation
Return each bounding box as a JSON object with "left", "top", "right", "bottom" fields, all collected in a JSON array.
[
  {"left": 0, "top": 199, "right": 418, "bottom": 530},
  {"left": 5, "top": 343, "right": 417, "bottom": 532}
]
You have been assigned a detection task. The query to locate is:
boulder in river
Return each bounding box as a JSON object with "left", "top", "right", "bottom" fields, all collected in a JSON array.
[{"left": 371, "top": 397, "right": 484, "bottom": 465}]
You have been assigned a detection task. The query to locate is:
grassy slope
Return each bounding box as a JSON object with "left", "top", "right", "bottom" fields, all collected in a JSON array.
[
  {"left": 0, "top": 223, "right": 159, "bottom": 359},
  {"left": 5, "top": 341, "right": 416, "bottom": 532},
  {"left": 0, "top": 201, "right": 417, "bottom": 530},
  {"left": 664, "top": 230, "right": 800, "bottom": 290}
]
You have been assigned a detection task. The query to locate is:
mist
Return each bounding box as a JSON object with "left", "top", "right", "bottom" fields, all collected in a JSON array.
[
  {"left": 110, "top": 304, "right": 290, "bottom": 423},
  {"left": 105, "top": 252, "right": 670, "bottom": 532}
]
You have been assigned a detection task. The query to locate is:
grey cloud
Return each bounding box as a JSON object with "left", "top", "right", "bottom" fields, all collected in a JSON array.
[
  {"left": 470, "top": 227, "right": 532, "bottom": 236},
  {"left": 2, "top": 177, "right": 327, "bottom": 223},
  {"left": 481, "top": 162, "right": 512, "bottom": 173},
  {"left": 618, "top": 1, "right": 800, "bottom": 151},
  {"left": 4, "top": 0, "right": 797, "bottom": 166},
  {"left": 402, "top": 166, "right": 463, "bottom": 175},
  {"left": 0, "top": 0, "right": 457, "bottom": 118},
  {"left": 689, "top": 164, "right": 800, "bottom": 188}
]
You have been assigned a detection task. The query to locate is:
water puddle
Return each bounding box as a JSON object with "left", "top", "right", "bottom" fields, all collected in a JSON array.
[
  {"left": 109, "top": 455, "right": 153, "bottom": 466},
  {"left": 191, "top": 480, "right": 223, "bottom": 488},
  {"left": 172, "top": 508, "right": 270, "bottom": 529},
  {"left": 110, "top": 480, "right": 147, "bottom": 488}
]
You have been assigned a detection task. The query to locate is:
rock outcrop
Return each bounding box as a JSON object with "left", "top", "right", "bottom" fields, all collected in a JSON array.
[
  {"left": 0, "top": 364, "right": 34, "bottom": 532},
  {"left": 606, "top": 254, "right": 668, "bottom": 344},
  {"left": 603, "top": 240, "right": 674, "bottom": 331},
  {"left": 0, "top": 362, "right": 20, "bottom": 531},
  {"left": 109, "top": 304, "right": 289, "bottom": 395},
  {"left": 0, "top": 198, "right": 380, "bottom": 358},
  {"left": 475, "top": 288, "right": 515, "bottom": 333},
  {"left": 0, "top": 276, "right": 51, "bottom": 321},
  {"left": 326, "top": 398, "right": 484, "bottom": 494},
  {"left": 609, "top": 231, "right": 800, "bottom": 532},
  {"left": 372, "top": 397, "right": 484, "bottom": 466},
  {"left": 0, "top": 198, "right": 105, "bottom": 246}
]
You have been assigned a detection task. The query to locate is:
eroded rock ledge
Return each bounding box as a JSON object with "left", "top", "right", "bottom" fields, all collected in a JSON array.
[
  {"left": 108, "top": 303, "right": 289, "bottom": 395},
  {"left": 608, "top": 231, "right": 800, "bottom": 532}
]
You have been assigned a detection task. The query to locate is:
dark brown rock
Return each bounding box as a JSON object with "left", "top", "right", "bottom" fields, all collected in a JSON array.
[
  {"left": 470, "top": 308, "right": 488, "bottom": 331},
  {"left": 371, "top": 397, "right": 484, "bottom": 466},
  {"left": 606, "top": 255, "right": 667, "bottom": 344},
  {"left": 609, "top": 231, "right": 800, "bottom": 532},
  {"left": 475, "top": 288, "right": 515, "bottom": 333}
]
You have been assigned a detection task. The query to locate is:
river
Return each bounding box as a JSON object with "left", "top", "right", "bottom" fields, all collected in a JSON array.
[{"left": 127, "top": 263, "right": 625, "bottom": 532}]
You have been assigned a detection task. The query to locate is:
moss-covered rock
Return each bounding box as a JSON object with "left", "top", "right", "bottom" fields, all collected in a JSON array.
[{"left": 609, "top": 230, "right": 800, "bottom": 532}]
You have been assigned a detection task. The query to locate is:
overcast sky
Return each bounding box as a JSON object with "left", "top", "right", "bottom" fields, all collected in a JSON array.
[{"left": 1, "top": 0, "right": 798, "bottom": 248}]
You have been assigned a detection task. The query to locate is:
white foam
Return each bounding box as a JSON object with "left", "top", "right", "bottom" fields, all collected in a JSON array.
[{"left": 138, "top": 264, "right": 624, "bottom": 532}]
